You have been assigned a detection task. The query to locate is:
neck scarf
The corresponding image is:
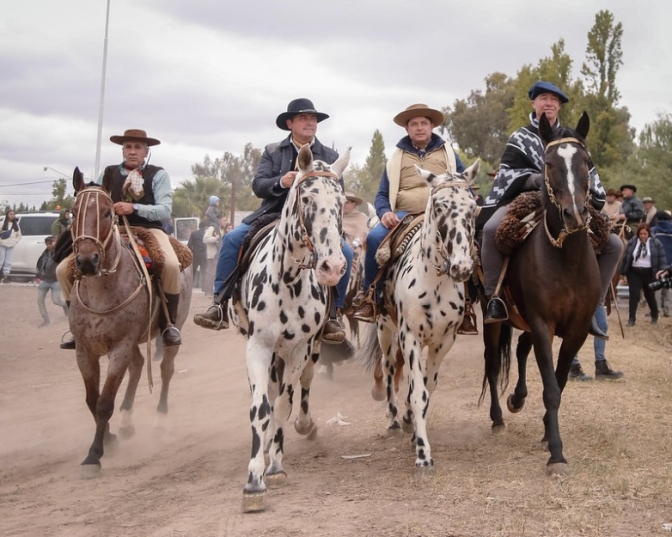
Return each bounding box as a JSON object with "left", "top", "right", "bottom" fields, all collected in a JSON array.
[{"left": 635, "top": 239, "right": 648, "bottom": 260}]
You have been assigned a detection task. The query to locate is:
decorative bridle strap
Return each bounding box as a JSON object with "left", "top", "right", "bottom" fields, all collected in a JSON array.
[
  {"left": 291, "top": 170, "right": 339, "bottom": 269},
  {"left": 542, "top": 137, "right": 591, "bottom": 248}
]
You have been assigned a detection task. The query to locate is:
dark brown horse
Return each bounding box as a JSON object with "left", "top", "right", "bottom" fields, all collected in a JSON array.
[
  {"left": 68, "top": 169, "right": 192, "bottom": 478},
  {"left": 480, "top": 112, "right": 600, "bottom": 475}
]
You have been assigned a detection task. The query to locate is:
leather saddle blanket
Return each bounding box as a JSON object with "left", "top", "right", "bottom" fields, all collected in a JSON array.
[
  {"left": 374, "top": 213, "right": 424, "bottom": 268},
  {"left": 65, "top": 226, "right": 192, "bottom": 284},
  {"left": 494, "top": 191, "right": 610, "bottom": 256}
]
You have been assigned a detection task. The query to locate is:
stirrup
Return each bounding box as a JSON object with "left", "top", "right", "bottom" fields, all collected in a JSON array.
[{"left": 484, "top": 296, "right": 509, "bottom": 324}]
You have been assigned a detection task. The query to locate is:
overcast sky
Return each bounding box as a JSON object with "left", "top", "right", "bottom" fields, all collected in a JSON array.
[{"left": 1, "top": 0, "right": 670, "bottom": 209}]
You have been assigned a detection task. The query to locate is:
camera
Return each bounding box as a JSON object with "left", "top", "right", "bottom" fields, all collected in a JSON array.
[{"left": 649, "top": 277, "right": 672, "bottom": 291}]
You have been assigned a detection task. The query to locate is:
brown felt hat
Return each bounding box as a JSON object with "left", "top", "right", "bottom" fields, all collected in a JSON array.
[
  {"left": 344, "top": 191, "right": 363, "bottom": 205},
  {"left": 110, "top": 129, "right": 161, "bottom": 146},
  {"left": 606, "top": 188, "right": 620, "bottom": 197},
  {"left": 394, "top": 104, "right": 444, "bottom": 127}
]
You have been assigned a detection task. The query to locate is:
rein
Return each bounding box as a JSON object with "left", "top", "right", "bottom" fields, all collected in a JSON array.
[
  {"left": 288, "top": 170, "right": 339, "bottom": 270},
  {"left": 542, "top": 137, "right": 591, "bottom": 248},
  {"left": 423, "top": 179, "right": 473, "bottom": 276}
]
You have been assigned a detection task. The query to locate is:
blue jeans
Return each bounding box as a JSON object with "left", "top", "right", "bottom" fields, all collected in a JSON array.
[
  {"left": 572, "top": 305, "right": 608, "bottom": 365},
  {"left": 37, "top": 280, "right": 68, "bottom": 321},
  {"left": 213, "top": 223, "right": 353, "bottom": 310},
  {"left": 363, "top": 211, "right": 409, "bottom": 291}
]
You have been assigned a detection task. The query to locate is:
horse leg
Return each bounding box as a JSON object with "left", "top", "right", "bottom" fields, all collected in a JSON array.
[
  {"left": 394, "top": 346, "right": 404, "bottom": 394},
  {"left": 379, "top": 326, "right": 401, "bottom": 432},
  {"left": 507, "top": 332, "right": 532, "bottom": 413},
  {"left": 155, "top": 345, "right": 178, "bottom": 430},
  {"left": 118, "top": 345, "right": 144, "bottom": 439},
  {"left": 242, "top": 343, "right": 273, "bottom": 512},
  {"left": 294, "top": 348, "right": 318, "bottom": 439},
  {"left": 401, "top": 330, "right": 434, "bottom": 468},
  {"left": 80, "top": 348, "right": 130, "bottom": 477},
  {"left": 529, "top": 325, "right": 569, "bottom": 475},
  {"left": 371, "top": 353, "right": 385, "bottom": 401}
]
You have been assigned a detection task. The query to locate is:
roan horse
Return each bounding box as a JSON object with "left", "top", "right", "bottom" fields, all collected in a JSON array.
[
  {"left": 480, "top": 112, "right": 600, "bottom": 475},
  {"left": 360, "top": 159, "right": 480, "bottom": 469},
  {"left": 229, "top": 144, "right": 350, "bottom": 512},
  {"left": 68, "top": 169, "right": 192, "bottom": 477}
]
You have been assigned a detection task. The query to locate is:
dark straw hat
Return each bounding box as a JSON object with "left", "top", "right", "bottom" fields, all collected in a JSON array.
[
  {"left": 276, "top": 98, "right": 329, "bottom": 131},
  {"left": 110, "top": 129, "right": 161, "bottom": 146}
]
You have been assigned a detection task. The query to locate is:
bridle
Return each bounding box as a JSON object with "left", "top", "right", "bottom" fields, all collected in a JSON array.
[
  {"left": 287, "top": 170, "right": 340, "bottom": 270},
  {"left": 542, "top": 137, "right": 591, "bottom": 248},
  {"left": 423, "top": 178, "right": 474, "bottom": 276},
  {"left": 71, "top": 187, "right": 121, "bottom": 275}
]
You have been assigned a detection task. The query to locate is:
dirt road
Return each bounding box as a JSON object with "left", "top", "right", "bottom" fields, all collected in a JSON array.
[{"left": 1, "top": 284, "right": 671, "bottom": 536}]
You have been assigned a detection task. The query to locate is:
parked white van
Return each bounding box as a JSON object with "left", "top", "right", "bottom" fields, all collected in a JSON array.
[{"left": 0, "top": 212, "right": 60, "bottom": 280}]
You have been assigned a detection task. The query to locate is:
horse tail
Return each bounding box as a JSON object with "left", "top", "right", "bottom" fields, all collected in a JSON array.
[
  {"left": 478, "top": 324, "right": 512, "bottom": 406},
  {"left": 358, "top": 324, "right": 381, "bottom": 373}
]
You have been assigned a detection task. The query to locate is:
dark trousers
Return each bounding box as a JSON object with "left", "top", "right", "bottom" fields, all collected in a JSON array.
[{"left": 626, "top": 267, "right": 658, "bottom": 321}]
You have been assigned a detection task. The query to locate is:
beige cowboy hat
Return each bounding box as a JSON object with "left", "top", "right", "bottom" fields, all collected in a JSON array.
[
  {"left": 394, "top": 103, "right": 444, "bottom": 127},
  {"left": 344, "top": 191, "right": 363, "bottom": 205},
  {"left": 110, "top": 129, "right": 161, "bottom": 146}
]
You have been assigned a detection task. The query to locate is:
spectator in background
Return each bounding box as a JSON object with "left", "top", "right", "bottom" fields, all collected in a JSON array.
[
  {"left": 642, "top": 196, "right": 657, "bottom": 225},
  {"left": 187, "top": 221, "right": 208, "bottom": 290},
  {"left": 205, "top": 196, "right": 221, "bottom": 231},
  {"left": 616, "top": 184, "right": 645, "bottom": 231},
  {"left": 224, "top": 222, "right": 233, "bottom": 235},
  {"left": 620, "top": 222, "right": 667, "bottom": 326},
  {"left": 36, "top": 236, "right": 68, "bottom": 327},
  {"left": 51, "top": 209, "right": 72, "bottom": 239},
  {"left": 202, "top": 215, "right": 227, "bottom": 297},
  {"left": 601, "top": 188, "right": 622, "bottom": 228},
  {"left": 0, "top": 209, "right": 21, "bottom": 283},
  {"left": 651, "top": 210, "right": 672, "bottom": 317},
  {"left": 342, "top": 191, "right": 370, "bottom": 251}
]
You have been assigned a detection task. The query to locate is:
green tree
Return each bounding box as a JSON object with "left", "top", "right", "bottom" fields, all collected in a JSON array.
[
  {"left": 344, "top": 130, "right": 386, "bottom": 206},
  {"left": 40, "top": 179, "right": 74, "bottom": 211}
]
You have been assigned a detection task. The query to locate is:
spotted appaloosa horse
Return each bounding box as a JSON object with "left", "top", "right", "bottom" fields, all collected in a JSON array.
[
  {"left": 68, "top": 169, "right": 192, "bottom": 478},
  {"left": 480, "top": 112, "right": 600, "bottom": 476},
  {"left": 361, "top": 159, "right": 480, "bottom": 469},
  {"left": 229, "top": 144, "right": 350, "bottom": 512}
]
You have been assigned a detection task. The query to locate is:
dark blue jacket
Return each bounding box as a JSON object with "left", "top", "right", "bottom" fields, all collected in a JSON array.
[
  {"left": 651, "top": 220, "right": 672, "bottom": 265},
  {"left": 620, "top": 235, "right": 667, "bottom": 275},
  {"left": 243, "top": 135, "right": 339, "bottom": 225}
]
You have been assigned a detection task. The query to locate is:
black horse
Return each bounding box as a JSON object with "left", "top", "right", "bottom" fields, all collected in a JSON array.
[{"left": 480, "top": 112, "right": 600, "bottom": 476}]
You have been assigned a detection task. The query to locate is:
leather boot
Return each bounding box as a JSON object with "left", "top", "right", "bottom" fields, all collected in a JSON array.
[
  {"left": 595, "top": 359, "right": 624, "bottom": 380},
  {"left": 193, "top": 299, "right": 229, "bottom": 330},
  {"left": 323, "top": 308, "right": 346, "bottom": 344},
  {"left": 161, "top": 293, "right": 182, "bottom": 347},
  {"left": 458, "top": 299, "right": 479, "bottom": 335},
  {"left": 568, "top": 362, "right": 592, "bottom": 381},
  {"left": 60, "top": 300, "right": 76, "bottom": 350},
  {"left": 351, "top": 290, "right": 378, "bottom": 323},
  {"left": 483, "top": 296, "right": 508, "bottom": 324},
  {"left": 588, "top": 315, "right": 609, "bottom": 340}
]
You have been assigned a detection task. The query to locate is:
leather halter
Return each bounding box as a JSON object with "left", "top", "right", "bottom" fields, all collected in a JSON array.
[
  {"left": 423, "top": 179, "right": 473, "bottom": 276},
  {"left": 542, "top": 137, "right": 591, "bottom": 248},
  {"left": 289, "top": 170, "right": 339, "bottom": 270}
]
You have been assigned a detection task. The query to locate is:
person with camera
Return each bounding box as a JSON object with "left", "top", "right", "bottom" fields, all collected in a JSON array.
[
  {"left": 620, "top": 222, "right": 667, "bottom": 326},
  {"left": 651, "top": 211, "right": 672, "bottom": 317}
]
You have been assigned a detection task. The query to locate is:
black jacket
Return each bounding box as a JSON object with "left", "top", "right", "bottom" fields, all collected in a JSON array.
[
  {"left": 242, "top": 136, "right": 340, "bottom": 225},
  {"left": 36, "top": 249, "right": 58, "bottom": 283}
]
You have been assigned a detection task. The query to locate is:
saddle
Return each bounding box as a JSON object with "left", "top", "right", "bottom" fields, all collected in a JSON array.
[
  {"left": 374, "top": 213, "right": 424, "bottom": 269},
  {"left": 65, "top": 226, "right": 192, "bottom": 285}
]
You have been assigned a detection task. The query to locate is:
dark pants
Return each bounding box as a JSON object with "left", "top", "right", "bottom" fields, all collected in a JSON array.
[{"left": 626, "top": 267, "right": 658, "bottom": 321}]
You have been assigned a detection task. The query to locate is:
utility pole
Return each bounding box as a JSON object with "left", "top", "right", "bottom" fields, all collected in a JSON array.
[{"left": 94, "top": 0, "right": 111, "bottom": 181}]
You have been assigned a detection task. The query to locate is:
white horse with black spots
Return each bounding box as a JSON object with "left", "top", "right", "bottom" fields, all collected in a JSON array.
[
  {"left": 361, "top": 160, "right": 480, "bottom": 469},
  {"left": 229, "top": 144, "right": 350, "bottom": 512}
]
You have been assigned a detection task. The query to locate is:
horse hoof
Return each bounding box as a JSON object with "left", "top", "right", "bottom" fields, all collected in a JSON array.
[
  {"left": 153, "top": 412, "right": 168, "bottom": 431},
  {"left": 294, "top": 419, "right": 315, "bottom": 437},
  {"left": 242, "top": 491, "right": 267, "bottom": 513},
  {"left": 546, "top": 462, "right": 570, "bottom": 476},
  {"left": 413, "top": 462, "right": 435, "bottom": 478},
  {"left": 387, "top": 423, "right": 402, "bottom": 436},
  {"left": 492, "top": 423, "right": 507, "bottom": 435},
  {"left": 371, "top": 384, "right": 386, "bottom": 401},
  {"left": 307, "top": 425, "right": 318, "bottom": 441},
  {"left": 506, "top": 394, "right": 525, "bottom": 413},
  {"left": 118, "top": 425, "right": 135, "bottom": 440},
  {"left": 540, "top": 440, "right": 549, "bottom": 452},
  {"left": 265, "top": 471, "right": 288, "bottom": 489},
  {"left": 401, "top": 419, "right": 414, "bottom": 435},
  {"left": 79, "top": 463, "right": 101, "bottom": 480}
]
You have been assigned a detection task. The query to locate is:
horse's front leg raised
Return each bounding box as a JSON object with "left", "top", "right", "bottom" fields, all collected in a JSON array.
[{"left": 118, "top": 345, "right": 144, "bottom": 439}]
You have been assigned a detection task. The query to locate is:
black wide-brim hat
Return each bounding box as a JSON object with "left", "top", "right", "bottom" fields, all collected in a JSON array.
[
  {"left": 276, "top": 98, "right": 329, "bottom": 131},
  {"left": 620, "top": 184, "right": 637, "bottom": 193}
]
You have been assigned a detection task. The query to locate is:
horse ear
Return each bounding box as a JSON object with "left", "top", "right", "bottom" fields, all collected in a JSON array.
[
  {"left": 576, "top": 111, "right": 590, "bottom": 139},
  {"left": 330, "top": 146, "right": 351, "bottom": 178},
  {"left": 296, "top": 144, "right": 314, "bottom": 174},
  {"left": 538, "top": 112, "right": 553, "bottom": 143},
  {"left": 73, "top": 167, "right": 85, "bottom": 193},
  {"left": 414, "top": 165, "right": 436, "bottom": 186},
  {"left": 463, "top": 158, "right": 481, "bottom": 184}
]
